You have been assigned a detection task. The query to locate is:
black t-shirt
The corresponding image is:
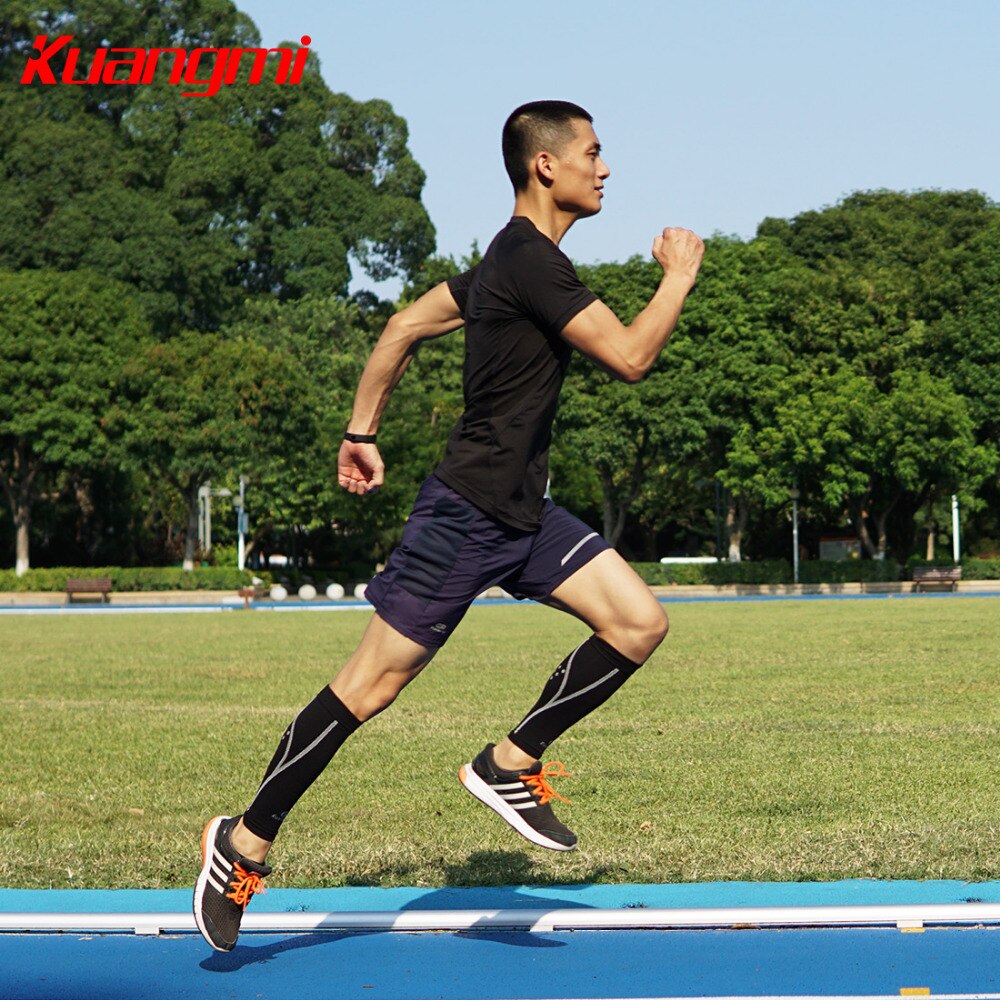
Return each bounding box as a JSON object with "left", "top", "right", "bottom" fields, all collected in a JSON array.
[{"left": 434, "top": 216, "right": 597, "bottom": 531}]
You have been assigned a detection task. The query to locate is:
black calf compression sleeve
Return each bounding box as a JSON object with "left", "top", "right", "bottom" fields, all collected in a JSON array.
[
  {"left": 508, "top": 635, "right": 642, "bottom": 760},
  {"left": 242, "top": 686, "right": 361, "bottom": 841}
]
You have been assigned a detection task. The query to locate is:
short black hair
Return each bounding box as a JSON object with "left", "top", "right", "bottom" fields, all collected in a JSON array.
[{"left": 502, "top": 100, "right": 593, "bottom": 192}]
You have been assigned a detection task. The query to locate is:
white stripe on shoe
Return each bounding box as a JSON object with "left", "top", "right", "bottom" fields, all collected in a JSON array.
[
  {"left": 193, "top": 815, "right": 231, "bottom": 952},
  {"left": 458, "top": 764, "right": 574, "bottom": 852}
]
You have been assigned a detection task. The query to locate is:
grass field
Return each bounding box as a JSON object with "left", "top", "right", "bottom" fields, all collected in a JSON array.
[{"left": 2, "top": 597, "right": 999, "bottom": 890}]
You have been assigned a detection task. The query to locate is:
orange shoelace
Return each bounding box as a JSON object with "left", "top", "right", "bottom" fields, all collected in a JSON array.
[
  {"left": 225, "top": 863, "right": 266, "bottom": 909},
  {"left": 520, "top": 761, "right": 574, "bottom": 805}
]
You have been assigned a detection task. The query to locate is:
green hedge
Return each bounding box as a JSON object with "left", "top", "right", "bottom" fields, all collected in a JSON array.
[
  {"left": 269, "top": 564, "right": 377, "bottom": 589},
  {"left": 963, "top": 558, "right": 1000, "bottom": 580},
  {"left": 798, "top": 560, "right": 901, "bottom": 584},
  {"left": 630, "top": 560, "right": 791, "bottom": 586},
  {"left": 0, "top": 566, "right": 270, "bottom": 592},
  {"left": 2, "top": 557, "right": 996, "bottom": 592}
]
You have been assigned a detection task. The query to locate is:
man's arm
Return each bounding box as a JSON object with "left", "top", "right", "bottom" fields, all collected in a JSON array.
[
  {"left": 560, "top": 227, "right": 704, "bottom": 383},
  {"left": 338, "top": 281, "right": 464, "bottom": 495}
]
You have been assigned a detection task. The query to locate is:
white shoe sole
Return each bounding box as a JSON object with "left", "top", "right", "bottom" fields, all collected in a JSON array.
[
  {"left": 458, "top": 764, "right": 576, "bottom": 852},
  {"left": 193, "top": 814, "right": 232, "bottom": 951}
]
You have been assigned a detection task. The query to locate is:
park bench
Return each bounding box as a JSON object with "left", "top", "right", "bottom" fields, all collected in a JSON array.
[
  {"left": 238, "top": 583, "right": 269, "bottom": 609},
  {"left": 912, "top": 565, "right": 962, "bottom": 593},
  {"left": 66, "top": 577, "right": 113, "bottom": 603}
]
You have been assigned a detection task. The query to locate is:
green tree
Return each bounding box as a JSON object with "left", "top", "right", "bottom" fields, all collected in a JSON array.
[
  {"left": 668, "top": 236, "right": 803, "bottom": 560},
  {"left": 758, "top": 189, "right": 994, "bottom": 332},
  {"left": 930, "top": 215, "right": 1000, "bottom": 555},
  {"left": 555, "top": 257, "right": 709, "bottom": 551},
  {"left": 0, "top": 0, "right": 440, "bottom": 570},
  {"left": 0, "top": 269, "right": 151, "bottom": 573},
  {"left": 224, "top": 291, "right": 462, "bottom": 564},
  {"left": 757, "top": 190, "right": 999, "bottom": 560},
  {"left": 742, "top": 367, "right": 994, "bottom": 560},
  {"left": 930, "top": 215, "right": 1000, "bottom": 450},
  {"left": 1, "top": 1, "right": 436, "bottom": 334},
  {"left": 118, "top": 330, "right": 314, "bottom": 569}
]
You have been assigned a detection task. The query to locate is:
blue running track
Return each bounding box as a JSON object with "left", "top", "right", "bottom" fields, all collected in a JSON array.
[{"left": 4, "top": 882, "right": 1000, "bottom": 999}]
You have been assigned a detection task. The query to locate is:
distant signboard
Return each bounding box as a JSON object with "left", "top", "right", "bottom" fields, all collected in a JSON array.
[{"left": 819, "top": 536, "right": 861, "bottom": 561}]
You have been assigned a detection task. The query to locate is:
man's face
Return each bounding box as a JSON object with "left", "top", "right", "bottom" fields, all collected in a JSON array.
[{"left": 550, "top": 120, "right": 610, "bottom": 218}]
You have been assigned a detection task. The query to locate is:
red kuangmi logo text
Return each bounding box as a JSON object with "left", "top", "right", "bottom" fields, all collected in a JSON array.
[{"left": 21, "top": 34, "right": 312, "bottom": 97}]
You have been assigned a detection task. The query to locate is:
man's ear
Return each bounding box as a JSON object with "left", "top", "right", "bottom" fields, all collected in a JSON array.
[{"left": 533, "top": 150, "right": 556, "bottom": 187}]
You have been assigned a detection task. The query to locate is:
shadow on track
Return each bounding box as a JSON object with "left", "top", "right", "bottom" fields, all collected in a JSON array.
[{"left": 201, "top": 850, "right": 614, "bottom": 971}]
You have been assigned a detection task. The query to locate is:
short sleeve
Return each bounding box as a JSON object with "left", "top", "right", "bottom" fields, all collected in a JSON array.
[
  {"left": 514, "top": 242, "right": 596, "bottom": 333},
  {"left": 446, "top": 266, "right": 479, "bottom": 317}
]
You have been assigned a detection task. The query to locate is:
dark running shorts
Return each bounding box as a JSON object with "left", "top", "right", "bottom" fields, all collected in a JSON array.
[{"left": 365, "top": 475, "right": 610, "bottom": 649}]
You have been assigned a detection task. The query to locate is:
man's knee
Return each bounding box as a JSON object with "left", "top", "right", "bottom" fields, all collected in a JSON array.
[
  {"left": 651, "top": 602, "right": 670, "bottom": 643},
  {"left": 331, "top": 619, "right": 435, "bottom": 721},
  {"left": 334, "top": 661, "right": 426, "bottom": 721},
  {"left": 602, "top": 600, "right": 668, "bottom": 664},
  {"left": 636, "top": 601, "right": 669, "bottom": 656}
]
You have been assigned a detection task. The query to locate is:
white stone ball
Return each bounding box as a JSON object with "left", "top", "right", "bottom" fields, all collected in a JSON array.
[
  {"left": 326, "top": 583, "right": 345, "bottom": 600},
  {"left": 270, "top": 584, "right": 287, "bottom": 601},
  {"left": 353, "top": 583, "right": 368, "bottom": 600},
  {"left": 298, "top": 583, "right": 317, "bottom": 601}
]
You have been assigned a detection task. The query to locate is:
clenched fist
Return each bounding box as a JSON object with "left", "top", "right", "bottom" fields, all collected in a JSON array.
[{"left": 652, "top": 227, "right": 704, "bottom": 287}]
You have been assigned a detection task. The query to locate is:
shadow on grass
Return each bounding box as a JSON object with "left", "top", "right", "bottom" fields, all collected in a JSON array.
[
  {"left": 343, "top": 849, "right": 615, "bottom": 890},
  {"left": 202, "top": 850, "right": 615, "bottom": 971},
  {"left": 442, "top": 849, "right": 615, "bottom": 889}
]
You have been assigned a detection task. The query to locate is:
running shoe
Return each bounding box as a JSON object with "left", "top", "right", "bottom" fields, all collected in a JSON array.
[
  {"left": 193, "top": 815, "right": 271, "bottom": 951},
  {"left": 459, "top": 743, "right": 577, "bottom": 851}
]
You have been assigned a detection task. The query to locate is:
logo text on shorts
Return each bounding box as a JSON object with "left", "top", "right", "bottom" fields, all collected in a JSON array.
[{"left": 20, "top": 34, "right": 312, "bottom": 98}]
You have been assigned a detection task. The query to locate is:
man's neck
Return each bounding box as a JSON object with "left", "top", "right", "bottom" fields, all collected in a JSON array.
[{"left": 511, "top": 190, "right": 578, "bottom": 246}]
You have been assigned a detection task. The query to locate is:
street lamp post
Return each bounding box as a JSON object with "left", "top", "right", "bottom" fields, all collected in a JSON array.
[
  {"left": 789, "top": 486, "right": 801, "bottom": 585},
  {"left": 951, "top": 494, "right": 961, "bottom": 563},
  {"left": 197, "top": 483, "right": 211, "bottom": 554},
  {"left": 197, "top": 481, "right": 232, "bottom": 556},
  {"left": 235, "top": 476, "right": 248, "bottom": 571}
]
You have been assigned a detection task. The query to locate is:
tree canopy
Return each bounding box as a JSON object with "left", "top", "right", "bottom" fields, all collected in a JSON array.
[
  {"left": 0, "top": 268, "right": 151, "bottom": 572},
  {"left": 1, "top": 4, "right": 997, "bottom": 574},
  {"left": 0, "top": 0, "right": 435, "bottom": 334}
]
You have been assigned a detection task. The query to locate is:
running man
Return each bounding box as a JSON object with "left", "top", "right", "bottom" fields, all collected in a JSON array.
[{"left": 194, "top": 100, "right": 704, "bottom": 952}]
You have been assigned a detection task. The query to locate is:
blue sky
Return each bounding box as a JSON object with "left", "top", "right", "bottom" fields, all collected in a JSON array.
[{"left": 236, "top": 0, "right": 1000, "bottom": 295}]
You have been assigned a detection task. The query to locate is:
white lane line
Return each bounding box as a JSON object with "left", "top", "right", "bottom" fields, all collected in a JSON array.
[{"left": 5, "top": 902, "right": 1000, "bottom": 934}]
